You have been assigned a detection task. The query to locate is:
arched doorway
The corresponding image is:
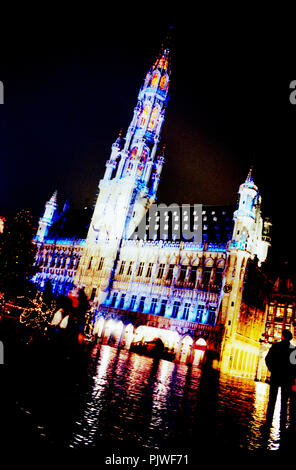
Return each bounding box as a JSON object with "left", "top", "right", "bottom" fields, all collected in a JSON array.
[
  {"left": 193, "top": 338, "right": 207, "bottom": 366},
  {"left": 178, "top": 335, "right": 193, "bottom": 364},
  {"left": 93, "top": 317, "right": 105, "bottom": 338},
  {"left": 121, "top": 323, "right": 134, "bottom": 349}
]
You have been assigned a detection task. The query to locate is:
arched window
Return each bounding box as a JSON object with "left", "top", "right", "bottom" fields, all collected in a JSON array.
[
  {"left": 148, "top": 106, "right": 159, "bottom": 131},
  {"left": 130, "top": 147, "right": 138, "bottom": 159},
  {"left": 159, "top": 75, "right": 167, "bottom": 90},
  {"left": 150, "top": 72, "right": 159, "bottom": 87},
  {"left": 138, "top": 147, "right": 148, "bottom": 178},
  {"left": 139, "top": 105, "right": 150, "bottom": 128}
]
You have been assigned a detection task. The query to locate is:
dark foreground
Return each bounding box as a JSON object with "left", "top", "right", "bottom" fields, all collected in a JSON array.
[{"left": 1, "top": 322, "right": 296, "bottom": 464}]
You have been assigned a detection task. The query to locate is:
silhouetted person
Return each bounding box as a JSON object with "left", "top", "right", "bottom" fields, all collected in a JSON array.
[{"left": 265, "top": 329, "right": 294, "bottom": 429}]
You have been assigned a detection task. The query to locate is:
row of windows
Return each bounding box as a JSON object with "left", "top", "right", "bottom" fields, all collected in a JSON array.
[
  {"left": 87, "top": 256, "right": 105, "bottom": 271},
  {"left": 36, "top": 254, "right": 80, "bottom": 269},
  {"left": 108, "top": 292, "right": 216, "bottom": 324},
  {"left": 117, "top": 261, "right": 223, "bottom": 286}
]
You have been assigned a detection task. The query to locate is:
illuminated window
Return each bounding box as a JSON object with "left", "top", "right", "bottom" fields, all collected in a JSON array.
[
  {"left": 138, "top": 148, "right": 148, "bottom": 178},
  {"left": 139, "top": 105, "right": 150, "bottom": 128},
  {"left": 276, "top": 306, "right": 284, "bottom": 318},
  {"left": 148, "top": 106, "right": 158, "bottom": 131},
  {"left": 159, "top": 75, "right": 166, "bottom": 90},
  {"left": 130, "top": 147, "right": 138, "bottom": 159},
  {"left": 151, "top": 72, "right": 159, "bottom": 87}
]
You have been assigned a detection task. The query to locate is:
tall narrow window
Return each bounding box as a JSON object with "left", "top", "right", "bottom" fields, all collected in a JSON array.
[
  {"left": 178, "top": 266, "right": 187, "bottom": 283},
  {"left": 150, "top": 72, "right": 159, "bottom": 87},
  {"left": 166, "top": 264, "right": 174, "bottom": 281},
  {"left": 182, "top": 303, "right": 191, "bottom": 321},
  {"left": 138, "top": 296, "right": 146, "bottom": 313},
  {"left": 98, "top": 257, "right": 104, "bottom": 271},
  {"left": 150, "top": 298, "right": 157, "bottom": 314},
  {"left": 208, "top": 307, "right": 216, "bottom": 325},
  {"left": 171, "top": 301, "right": 180, "bottom": 318},
  {"left": 196, "top": 305, "right": 205, "bottom": 323},
  {"left": 146, "top": 262, "right": 153, "bottom": 278},
  {"left": 136, "top": 262, "right": 145, "bottom": 277},
  {"left": 118, "top": 293, "right": 126, "bottom": 309},
  {"left": 159, "top": 75, "right": 166, "bottom": 90},
  {"left": 139, "top": 105, "right": 150, "bottom": 128},
  {"left": 90, "top": 287, "right": 97, "bottom": 301},
  {"left": 88, "top": 256, "right": 93, "bottom": 270},
  {"left": 138, "top": 148, "right": 148, "bottom": 178},
  {"left": 119, "top": 260, "right": 126, "bottom": 275},
  {"left": 189, "top": 266, "right": 197, "bottom": 284},
  {"left": 214, "top": 268, "right": 223, "bottom": 287},
  {"left": 148, "top": 106, "right": 158, "bottom": 131},
  {"left": 130, "top": 295, "right": 137, "bottom": 310},
  {"left": 159, "top": 299, "right": 167, "bottom": 316},
  {"left": 110, "top": 292, "right": 118, "bottom": 308},
  {"left": 156, "top": 263, "right": 165, "bottom": 279},
  {"left": 127, "top": 261, "right": 134, "bottom": 276},
  {"left": 202, "top": 268, "right": 211, "bottom": 286}
]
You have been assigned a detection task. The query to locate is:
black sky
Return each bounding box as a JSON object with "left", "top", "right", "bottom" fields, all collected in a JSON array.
[{"left": 0, "top": 7, "right": 295, "bottom": 265}]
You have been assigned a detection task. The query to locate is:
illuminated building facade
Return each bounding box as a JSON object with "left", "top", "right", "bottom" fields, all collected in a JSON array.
[{"left": 32, "top": 47, "right": 272, "bottom": 375}]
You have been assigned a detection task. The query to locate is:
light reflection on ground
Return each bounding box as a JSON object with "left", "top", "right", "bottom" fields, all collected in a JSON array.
[{"left": 12, "top": 343, "right": 296, "bottom": 456}]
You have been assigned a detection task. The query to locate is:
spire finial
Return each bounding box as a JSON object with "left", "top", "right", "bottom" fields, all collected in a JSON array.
[
  {"left": 50, "top": 190, "right": 58, "bottom": 203},
  {"left": 113, "top": 129, "right": 122, "bottom": 148},
  {"left": 245, "top": 166, "right": 254, "bottom": 184}
]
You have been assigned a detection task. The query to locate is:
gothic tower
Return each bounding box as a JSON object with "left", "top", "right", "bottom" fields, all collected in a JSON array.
[
  {"left": 219, "top": 169, "right": 271, "bottom": 373},
  {"left": 75, "top": 47, "right": 171, "bottom": 302},
  {"left": 36, "top": 190, "right": 58, "bottom": 242}
]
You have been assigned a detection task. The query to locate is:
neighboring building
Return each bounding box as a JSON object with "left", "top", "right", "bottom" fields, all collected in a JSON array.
[
  {"left": 32, "top": 46, "right": 272, "bottom": 376},
  {"left": 0, "top": 216, "right": 5, "bottom": 233},
  {"left": 264, "top": 272, "right": 296, "bottom": 342},
  {"left": 255, "top": 266, "right": 296, "bottom": 381}
]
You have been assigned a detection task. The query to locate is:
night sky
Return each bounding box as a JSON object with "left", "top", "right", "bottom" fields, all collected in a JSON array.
[{"left": 1, "top": 9, "right": 295, "bottom": 265}]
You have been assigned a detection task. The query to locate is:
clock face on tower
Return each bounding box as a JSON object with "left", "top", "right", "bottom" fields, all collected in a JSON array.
[{"left": 223, "top": 283, "right": 232, "bottom": 294}]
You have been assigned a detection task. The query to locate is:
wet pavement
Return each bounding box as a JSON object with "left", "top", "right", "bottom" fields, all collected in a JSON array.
[{"left": 1, "top": 331, "right": 296, "bottom": 463}]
